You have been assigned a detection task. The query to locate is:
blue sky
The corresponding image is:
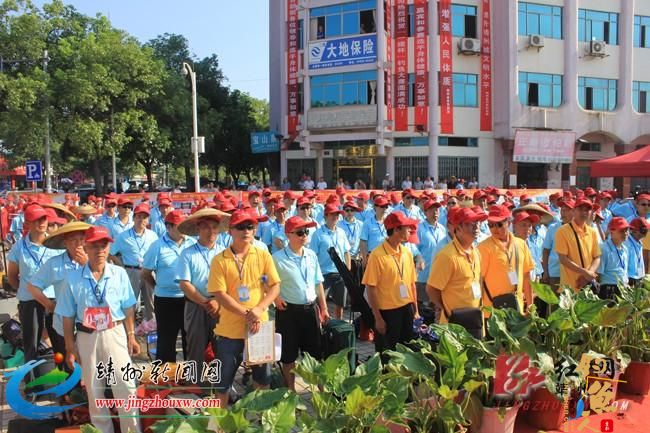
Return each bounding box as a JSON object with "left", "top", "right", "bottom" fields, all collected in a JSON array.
[{"left": 33, "top": 0, "right": 270, "bottom": 100}]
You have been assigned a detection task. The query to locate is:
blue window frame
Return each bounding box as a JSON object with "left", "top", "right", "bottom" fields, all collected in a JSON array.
[
  {"left": 311, "top": 70, "right": 377, "bottom": 107},
  {"left": 518, "top": 2, "right": 562, "bottom": 39},
  {"left": 452, "top": 73, "right": 478, "bottom": 107},
  {"left": 634, "top": 16, "right": 650, "bottom": 48},
  {"left": 518, "top": 72, "right": 562, "bottom": 108},
  {"left": 578, "top": 77, "right": 617, "bottom": 112},
  {"left": 633, "top": 81, "right": 650, "bottom": 113},
  {"left": 438, "top": 137, "right": 478, "bottom": 147},
  {"left": 310, "top": 0, "right": 376, "bottom": 40},
  {"left": 451, "top": 4, "right": 478, "bottom": 38},
  {"left": 578, "top": 9, "right": 618, "bottom": 45},
  {"left": 298, "top": 19, "right": 304, "bottom": 49}
]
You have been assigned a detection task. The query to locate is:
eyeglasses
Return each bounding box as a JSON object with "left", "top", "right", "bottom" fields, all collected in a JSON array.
[
  {"left": 234, "top": 223, "right": 255, "bottom": 231},
  {"left": 293, "top": 229, "right": 309, "bottom": 237},
  {"left": 639, "top": 202, "right": 650, "bottom": 207},
  {"left": 447, "top": 201, "right": 458, "bottom": 206},
  {"left": 300, "top": 206, "right": 312, "bottom": 210},
  {"left": 106, "top": 204, "right": 116, "bottom": 208},
  {"left": 344, "top": 208, "right": 355, "bottom": 212},
  {"left": 404, "top": 196, "right": 414, "bottom": 200},
  {"left": 377, "top": 205, "right": 388, "bottom": 209},
  {"left": 121, "top": 205, "right": 133, "bottom": 210},
  {"left": 488, "top": 221, "right": 506, "bottom": 228}
]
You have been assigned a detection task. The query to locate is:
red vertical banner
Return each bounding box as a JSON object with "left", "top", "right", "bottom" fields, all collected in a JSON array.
[
  {"left": 394, "top": 0, "right": 408, "bottom": 131},
  {"left": 480, "top": 0, "right": 492, "bottom": 131},
  {"left": 386, "top": 0, "right": 393, "bottom": 127},
  {"left": 439, "top": 0, "right": 453, "bottom": 134},
  {"left": 287, "top": 0, "right": 299, "bottom": 135},
  {"left": 414, "top": 0, "right": 428, "bottom": 130}
]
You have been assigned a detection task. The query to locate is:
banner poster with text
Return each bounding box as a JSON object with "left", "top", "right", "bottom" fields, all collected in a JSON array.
[
  {"left": 287, "top": 0, "right": 299, "bottom": 135},
  {"left": 386, "top": 0, "right": 393, "bottom": 126},
  {"left": 394, "top": 0, "right": 408, "bottom": 131},
  {"left": 480, "top": 0, "right": 493, "bottom": 131},
  {"left": 414, "top": 0, "right": 428, "bottom": 130},
  {"left": 439, "top": 0, "right": 454, "bottom": 134}
]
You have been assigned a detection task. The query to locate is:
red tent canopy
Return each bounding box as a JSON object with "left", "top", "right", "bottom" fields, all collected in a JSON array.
[{"left": 590, "top": 145, "right": 650, "bottom": 177}]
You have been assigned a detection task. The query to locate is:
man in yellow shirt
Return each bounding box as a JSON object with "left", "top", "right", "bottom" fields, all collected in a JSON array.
[
  {"left": 427, "top": 208, "right": 487, "bottom": 339},
  {"left": 643, "top": 224, "right": 650, "bottom": 272},
  {"left": 362, "top": 211, "right": 419, "bottom": 355},
  {"left": 207, "top": 209, "right": 281, "bottom": 407},
  {"left": 555, "top": 198, "right": 601, "bottom": 291},
  {"left": 478, "top": 205, "right": 535, "bottom": 313}
]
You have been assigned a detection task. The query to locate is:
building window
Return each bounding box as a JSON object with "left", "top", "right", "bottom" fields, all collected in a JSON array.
[
  {"left": 310, "top": 0, "right": 376, "bottom": 40},
  {"left": 452, "top": 73, "right": 478, "bottom": 107},
  {"left": 518, "top": 72, "right": 562, "bottom": 108},
  {"left": 311, "top": 70, "right": 377, "bottom": 107},
  {"left": 438, "top": 137, "right": 478, "bottom": 147},
  {"left": 438, "top": 156, "right": 479, "bottom": 182},
  {"left": 452, "top": 4, "right": 477, "bottom": 38},
  {"left": 298, "top": 19, "right": 304, "bottom": 49},
  {"left": 633, "top": 81, "right": 650, "bottom": 113},
  {"left": 395, "top": 137, "right": 429, "bottom": 146},
  {"left": 288, "top": 159, "right": 316, "bottom": 188},
  {"left": 579, "top": 142, "right": 601, "bottom": 152},
  {"left": 518, "top": 2, "right": 562, "bottom": 39},
  {"left": 395, "top": 157, "right": 429, "bottom": 182},
  {"left": 578, "top": 9, "right": 618, "bottom": 45},
  {"left": 408, "top": 73, "right": 415, "bottom": 107},
  {"left": 578, "top": 77, "right": 617, "bottom": 112},
  {"left": 297, "top": 82, "right": 304, "bottom": 114},
  {"left": 634, "top": 15, "right": 650, "bottom": 48}
]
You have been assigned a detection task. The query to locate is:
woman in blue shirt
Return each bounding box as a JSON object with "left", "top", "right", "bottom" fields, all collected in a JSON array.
[{"left": 598, "top": 217, "right": 630, "bottom": 300}]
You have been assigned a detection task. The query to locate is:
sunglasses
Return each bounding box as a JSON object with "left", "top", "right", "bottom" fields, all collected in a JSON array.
[
  {"left": 377, "top": 205, "right": 388, "bottom": 209},
  {"left": 638, "top": 227, "right": 648, "bottom": 234},
  {"left": 300, "top": 206, "right": 312, "bottom": 210},
  {"left": 488, "top": 221, "right": 506, "bottom": 228},
  {"left": 447, "top": 201, "right": 458, "bottom": 206},
  {"left": 234, "top": 223, "right": 255, "bottom": 231},
  {"left": 344, "top": 208, "right": 356, "bottom": 212},
  {"left": 404, "top": 196, "right": 414, "bottom": 200},
  {"left": 106, "top": 204, "right": 116, "bottom": 208},
  {"left": 121, "top": 205, "right": 133, "bottom": 210},
  {"left": 293, "top": 229, "right": 309, "bottom": 237},
  {"left": 639, "top": 202, "right": 650, "bottom": 207}
]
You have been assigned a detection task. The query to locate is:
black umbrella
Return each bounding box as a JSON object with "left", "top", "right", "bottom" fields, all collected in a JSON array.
[{"left": 327, "top": 247, "right": 374, "bottom": 328}]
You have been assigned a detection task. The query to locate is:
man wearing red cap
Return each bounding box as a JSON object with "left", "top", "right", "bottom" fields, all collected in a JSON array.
[
  {"left": 142, "top": 210, "right": 196, "bottom": 362},
  {"left": 96, "top": 193, "right": 118, "bottom": 231},
  {"left": 597, "top": 217, "right": 630, "bottom": 300},
  {"left": 542, "top": 199, "right": 575, "bottom": 290},
  {"left": 360, "top": 195, "right": 390, "bottom": 265},
  {"left": 354, "top": 192, "right": 372, "bottom": 222},
  {"left": 56, "top": 226, "right": 141, "bottom": 433},
  {"left": 625, "top": 217, "right": 649, "bottom": 287},
  {"left": 248, "top": 190, "right": 264, "bottom": 216},
  {"left": 257, "top": 198, "right": 279, "bottom": 250},
  {"left": 109, "top": 197, "right": 134, "bottom": 239},
  {"left": 598, "top": 192, "right": 614, "bottom": 233},
  {"left": 9, "top": 202, "right": 26, "bottom": 242},
  {"left": 362, "top": 211, "right": 419, "bottom": 355},
  {"left": 296, "top": 197, "right": 320, "bottom": 243},
  {"left": 416, "top": 200, "right": 447, "bottom": 307},
  {"left": 282, "top": 190, "right": 298, "bottom": 217},
  {"left": 151, "top": 197, "right": 174, "bottom": 237},
  {"left": 555, "top": 199, "right": 602, "bottom": 291},
  {"left": 625, "top": 193, "right": 650, "bottom": 223},
  {"left": 110, "top": 204, "right": 159, "bottom": 321},
  {"left": 393, "top": 189, "right": 425, "bottom": 221}
]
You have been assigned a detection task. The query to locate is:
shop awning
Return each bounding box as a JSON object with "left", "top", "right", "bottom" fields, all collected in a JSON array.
[
  {"left": 513, "top": 130, "right": 576, "bottom": 164},
  {"left": 590, "top": 144, "right": 650, "bottom": 177}
]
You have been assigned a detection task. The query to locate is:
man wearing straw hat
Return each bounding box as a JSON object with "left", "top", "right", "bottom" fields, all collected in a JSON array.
[
  {"left": 73, "top": 203, "right": 99, "bottom": 225},
  {"left": 176, "top": 208, "right": 229, "bottom": 387},
  {"left": 27, "top": 222, "right": 91, "bottom": 366}
]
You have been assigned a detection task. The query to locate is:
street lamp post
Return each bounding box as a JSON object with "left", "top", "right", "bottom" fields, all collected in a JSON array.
[
  {"left": 43, "top": 50, "right": 51, "bottom": 193},
  {"left": 182, "top": 62, "right": 201, "bottom": 193}
]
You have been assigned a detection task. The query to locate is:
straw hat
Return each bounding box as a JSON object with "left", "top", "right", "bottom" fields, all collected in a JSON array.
[
  {"left": 513, "top": 203, "right": 554, "bottom": 225},
  {"left": 43, "top": 221, "right": 92, "bottom": 250},
  {"left": 73, "top": 204, "right": 98, "bottom": 216},
  {"left": 177, "top": 208, "right": 230, "bottom": 236},
  {"left": 42, "top": 202, "right": 77, "bottom": 222}
]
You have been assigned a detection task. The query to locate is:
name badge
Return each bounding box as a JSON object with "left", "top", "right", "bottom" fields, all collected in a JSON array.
[
  {"left": 238, "top": 286, "right": 250, "bottom": 302},
  {"left": 471, "top": 281, "right": 482, "bottom": 300},
  {"left": 508, "top": 271, "right": 518, "bottom": 285},
  {"left": 399, "top": 283, "right": 409, "bottom": 299},
  {"left": 83, "top": 306, "right": 112, "bottom": 331}
]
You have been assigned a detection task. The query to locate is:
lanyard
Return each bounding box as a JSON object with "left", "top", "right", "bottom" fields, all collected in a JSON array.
[
  {"left": 453, "top": 241, "right": 478, "bottom": 281},
  {"left": 86, "top": 268, "right": 108, "bottom": 304},
  {"left": 131, "top": 229, "right": 145, "bottom": 254},
  {"left": 284, "top": 249, "right": 309, "bottom": 284},
  {"left": 23, "top": 238, "right": 46, "bottom": 267},
  {"left": 194, "top": 244, "right": 213, "bottom": 268},
  {"left": 230, "top": 247, "right": 247, "bottom": 282},
  {"left": 629, "top": 238, "right": 643, "bottom": 268},
  {"left": 382, "top": 245, "right": 404, "bottom": 281},
  {"left": 163, "top": 235, "right": 181, "bottom": 257},
  {"left": 325, "top": 226, "right": 339, "bottom": 250},
  {"left": 427, "top": 222, "right": 440, "bottom": 244},
  {"left": 609, "top": 240, "right": 625, "bottom": 269},
  {"left": 343, "top": 221, "right": 357, "bottom": 241},
  {"left": 374, "top": 218, "right": 387, "bottom": 238}
]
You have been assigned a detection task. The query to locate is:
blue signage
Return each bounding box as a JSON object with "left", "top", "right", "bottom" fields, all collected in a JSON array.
[
  {"left": 250, "top": 132, "right": 280, "bottom": 154},
  {"left": 25, "top": 160, "right": 43, "bottom": 182},
  {"left": 309, "top": 34, "right": 377, "bottom": 70}
]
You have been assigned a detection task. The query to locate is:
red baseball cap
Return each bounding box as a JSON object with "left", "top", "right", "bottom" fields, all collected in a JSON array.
[
  {"left": 220, "top": 201, "right": 237, "bottom": 213},
  {"left": 575, "top": 198, "right": 593, "bottom": 209},
  {"left": 599, "top": 192, "right": 613, "bottom": 201},
  {"left": 296, "top": 197, "right": 311, "bottom": 207},
  {"left": 373, "top": 196, "right": 389, "bottom": 207},
  {"left": 389, "top": 192, "right": 400, "bottom": 205},
  {"left": 513, "top": 211, "right": 540, "bottom": 225},
  {"left": 487, "top": 205, "right": 511, "bottom": 223},
  {"left": 302, "top": 190, "right": 316, "bottom": 199},
  {"left": 558, "top": 198, "right": 575, "bottom": 209},
  {"left": 549, "top": 192, "right": 561, "bottom": 201},
  {"left": 630, "top": 217, "right": 649, "bottom": 231},
  {"left": 486, "top": 195, "right": 498, "bottom": 205},
  {"left": 473, "top": 190, "right": 487, "bottom": 200},
  {"left": 213, "top": 192, "right": 225, "bottom": 203},
  {"left": 285, "top": 216, "right": 317, "bottom": 234},
  {"left": 637, "top": 193, "right": 650, "bottom": 202},
  {"left": 85, "top": 226, "right": 113, "bottom": 243},
  {"left": 44, "top": 208, "right": 66, "bottom": 225},
  {"left": 343, "top": 201, "right": 361, "bottom": 211},
  {"left": 449, "top": 208, "right": 488, "bottom": 226},
  {"left": 520, "top": 194, "right": 532, "bottom": 202},
  {"left": 274, "top": 203, "right": 288, "bottom": 212},
  {"left": 164, "top": 210, "right": 186, "bottom": 225},
  {"left": 402, "top": 188, "right": 418, "bottom": 198},
  {"left": 157, "top": 192, "right": 170, "bottom": 200},
  {"left": 262, "top": 188, "right": 272, "bottom": 197},
  {"left": 335, "top": 186, "right": 346, "bottom": 195},
  {"left": 118, "top": 197, "right": 134, "bottom": 207},
  {"left": 158, "top": 198, "right": 172, "bottom": 207},
  {"left": 608, "top": 217, "right": 630, "bottom": 232},
  {"left": 134, "top": 204, "right": 150, "bottom": 216},
  {"left": 584, "top": 187, "right": 597, "bottom": 197},
  {"left": 229, "top": 209, "right": 268, "bottom": 227},
  {"left": 356, "top": 192, "right": 369, "bottom": 201},
  {"left": 324, "top": 204, "right": 343, "bottom": 215},
  {"left": 283, "top": 190, "right": 299, "bottom": 200},
  {"left": 592, "top": 204, "right": 604, "bottom": 220},
  {"left": 24, "top": 204, "right": 48, "bottom": 222},
  {"left": 248, "top": 190, "right": 261, "bottom": 198},
  {"left": 423, "top": 200, "right": 442, "bottom": 211},
  {"left": 326, "top": 194, "right": 339, "bottom": 205},
  {"left": 266, "top": 197, "right": 280, "bottom": 206},
  {"left": 384, "top": 211, "right": 419, "bottom": 230}
]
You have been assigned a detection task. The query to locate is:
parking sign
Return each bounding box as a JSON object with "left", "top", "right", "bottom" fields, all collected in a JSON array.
[{"left": 25, "top": 160, "right": 43, "bottom": 182}]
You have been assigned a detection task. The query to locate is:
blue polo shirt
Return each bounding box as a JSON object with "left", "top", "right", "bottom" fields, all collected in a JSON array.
[
  {"left": 56, "top": 263, "right": 136, "bottom": 323},
  {"left": 152, "top": 218, "right": 167, "bottom": 237},
  {"left": 95, "top": 213, "right": 116, "bottom": 230},
  {"left": 438, "top": 207, "right": 448, "bottom": 227},
  {"left": 149, "top": 206, "right": 162, "bottom": 227},
  {"left": 110, "top": 228, "right": 158, "bottom": 267},
  {"left": 30, "top": 252, "right": 83, "bottom": 334},
  {"left": 10, "top": 213, "right": 24, "bottom": 242},
  {"left": 216, "top": 232, "right": 233, "bottom": 251},
  {"left": 109, "top": 217, "right": 134, "bottom": 239},
  {"left": 257, "top": 219, "right": 275, "bottom": 247},
  {"left": 340, "top": 218, "right": 363, "bottom": 257},
  {"left": 416, "top": 220, "right": 447, "bottom": 283},
  {"left": 356, "top": 206, "right": 373, "bottom": 223},
  {"left": 312, "top": 203, "right": 325, "bottom": 225},
  {"left": 527, "top": 229, "right": 545, "bottom": 278},
  {"left": 360, "top": 216, "right": 387, "bottom": 253},
  {"left": 176, "top": 242, "right": 225, "bottom": 297},
  {"left": 392, "top": 204, "right": 425, "bottom": 221},
  {"left": 543, "top": 221, "right": 563, "bottom": 278},
  {"left": 626, "top": 209, "right": 650, "bottom": 223},
  {"left": 624, "top": 236, "right": 645, "bottom": 279},
  {"left": 143, "top": 234, "right": 196, "bottom": 298},
  {"left": 8, "top": 234, "right": 61, "bottom": 301},
  {"left": 600, "top": 208, "right": 613, "bottom": 234},
  {"left": 271, "top": 225, "right": 288, "bottom": 254},
  {"left": 599, "top": 239, "right": 628, "bottom": 286},
  {"left": 309, "top": 225, "right": 350, "bottom": 275},
  {"left": 272, "top": 247, "right": 324, "bottom": 305},
  {"left": 611, "top": 201, "right": 636, "bottom": 219}
]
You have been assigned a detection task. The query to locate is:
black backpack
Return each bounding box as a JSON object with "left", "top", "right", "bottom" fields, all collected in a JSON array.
[{"left": 1, "top": 319, "right": 22, "bottom": 349}]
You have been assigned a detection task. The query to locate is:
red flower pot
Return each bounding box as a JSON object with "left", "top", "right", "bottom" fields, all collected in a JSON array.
[
  {"left": 520, "top": 387, "right": 565, "bottom": 431},
  {"left": 620, "top": 361, "right": 650, "bottom": 395}
]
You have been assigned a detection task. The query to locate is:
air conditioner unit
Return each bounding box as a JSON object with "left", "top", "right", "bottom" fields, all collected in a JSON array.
[
  {"left": 589, "top": 40, "right": 607, "bottom": 57},
  {"left": 322, "top": 149, "right": 333, "bottom": 158},
  {"left": 458, "top": 38, "right": 480, "bottom": 55},
  {"left": 529, "top": 34, "right": 545, "bottom": 48}
]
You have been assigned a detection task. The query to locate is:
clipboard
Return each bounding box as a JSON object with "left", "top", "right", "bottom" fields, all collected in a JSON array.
[{"left": 245, "top": 320, "right": 276, "bottom": 365}]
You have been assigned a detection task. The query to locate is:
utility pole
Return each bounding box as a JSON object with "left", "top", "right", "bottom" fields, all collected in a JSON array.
[{"left": 43, "top": 50, "right": 52, "bottom": 193}]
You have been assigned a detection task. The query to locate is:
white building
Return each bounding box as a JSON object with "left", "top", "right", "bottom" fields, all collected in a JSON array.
[{"left": 270, "top": 0, "right": 650, "bottom": 194}]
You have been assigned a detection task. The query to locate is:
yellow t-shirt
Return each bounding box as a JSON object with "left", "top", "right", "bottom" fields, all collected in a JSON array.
[
  {"left": 478, "top": 234, "right": 534, "bottom": 313},
  {"left": 207, "top": 245, "right": 281, "bottom": 339},
  {"left": 643, "top": 231, "right": 650, "bottom": 251},
  {"left": 554, "top": 221, "right": 601, "bottom": 290},
  {"left": 427, "top": 238, "right": 481, "bottom": 323},
  {"left": 362, "top": 240, "right": 416, "bottom": 310}
]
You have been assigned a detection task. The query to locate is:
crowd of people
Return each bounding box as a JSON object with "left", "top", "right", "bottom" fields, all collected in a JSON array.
[{"left": 0, "top": 184, "right": 648, "bottom": 433}]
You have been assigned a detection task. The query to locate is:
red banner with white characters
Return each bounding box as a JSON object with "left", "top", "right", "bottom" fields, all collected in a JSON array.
[
  {"left": 439, "top": 0, "right": 453, "bottom": 134},
  {"left": 480, "top": 0, "right": 492, "bottom": 131},
  {"left": 414, "top": 0, "right": 428, "bottom": 131},
  {"left": 394, "top": 0, "right": 408, "bottom": 131},
  {"left": 287, "top": 0, "right": 299, "bottom": 135},
  {"left": 386, "top": 0, "right": 393, "bottom": 127}
]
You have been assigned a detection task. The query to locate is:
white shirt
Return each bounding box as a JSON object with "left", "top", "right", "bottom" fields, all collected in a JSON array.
[
  {"left": 402, "top": 180, "right": 412, "bottom": 189},
  {"left": 317, "top": 181, "right": 327, "bottom": 190}
]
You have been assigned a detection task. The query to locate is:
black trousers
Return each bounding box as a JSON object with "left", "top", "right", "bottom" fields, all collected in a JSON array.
[
  {"left": 18, "top": 300, "right": 44, "bottom": 363},
  {"left": 44, "top": 311, "right": 67, "bottom": 371},
  {"left": 374, "top": 303, "right": 415, "bottom": 356},
  {"left": 154, "top": 296, "right": 187, "bottom": 362}
]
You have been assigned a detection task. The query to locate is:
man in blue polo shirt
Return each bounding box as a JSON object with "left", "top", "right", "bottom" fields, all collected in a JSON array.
[
  {"left": 393, "top": 188, "right": 425, "bottom": 221},
  {"left": 56, "top": 225, "right": 141, "bottom": 433},
  {"left": 150, "top": 197, "right": 174, "bottom": 237},
  {"left": 273, "top": 216, "right": 329, "bottom": 391},
  {"left": 360, "top": 195, "right": 390, "bottom": 265},
  {"left": 109, "top": 197, "right": 134, "bottom": 239},
  {"left": 542, "top": 199, "right": 574, "bottom": 292},
  {"left": 416, "top": 199, "right": 447, "bottom": 306},
  {"left": 95, "top": 194, "right": 118, "bottom": 230},
  {"left": 598, "top": 217, "right": 630, "bottom": 300},
  {"left": 143, "top": 210, "right": 196, "bottom": 362},
  {"left": 625, "top": 217, "right": 648, "bottom": 287}
]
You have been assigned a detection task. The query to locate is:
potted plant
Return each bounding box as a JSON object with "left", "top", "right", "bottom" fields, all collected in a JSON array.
[{"left": 619, "top": 280, "right": 650, "bottom": 395}]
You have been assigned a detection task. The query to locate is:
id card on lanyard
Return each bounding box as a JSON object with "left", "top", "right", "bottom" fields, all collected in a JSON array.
[{"left": 83, "top": 275, "right": 113, "bottom": 330}]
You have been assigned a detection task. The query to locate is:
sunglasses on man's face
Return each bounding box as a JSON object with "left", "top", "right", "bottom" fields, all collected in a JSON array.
[
  {"left": 638, "top": 202, "right": 650, "bottom": 207},
  {"left": 300, "top": 206, "right": 312, "bottom": 210},
  {"left": 344, "top": 208, "right": 356, "bottom": 212},
  {"left": 121, "top": 205, "right": 133, "bottom": 210},
  {"left": 488, "top": 221, "right": 506, "bottom": 228},
  {"left": 447, "top": 201, "right": 458, "bottom": 206},
  {"left": 377, "top": 205, "right": 388, "bottom": 209},
  {"left": 234, "top": 223, "right": 255, "bottom": 231},
  {"left": 293, "top": 229, "right": 309, "bottom": 237},
  {"left": 107, "top": 204, "right": 116, "bottom": 208}
]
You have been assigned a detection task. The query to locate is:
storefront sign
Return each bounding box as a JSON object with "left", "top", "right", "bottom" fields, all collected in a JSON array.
[
  {"left": 513, "top": 130, "right": 576, "bottom": 163},
  {"left": 439, "top": 0, "right": 454, "bottom": 134},
  {"left": 480, "top": 0, "right": 492, "bottom": 131},
  {"left": 308, "top": 34, "right": 377, "bottom": 69},
  {"left": 414, "top": 0, "right": 428, "bottom": 131},
  {"left": 250, "top": 132, "right": 280, "bottom": 154},
  {"left": 395, "top": 0, "right": 408, "bottom": 131},
  {"left": 287, "top": 0, "right": 299, "bottom": 135},
  {"left": 307, "top": 105, "right": 378, "bottom": 129}
]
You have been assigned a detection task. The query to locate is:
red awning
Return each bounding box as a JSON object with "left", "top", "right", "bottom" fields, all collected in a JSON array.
[{"left": 590, "top": 145, "right": 650, "bottom": 177}]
